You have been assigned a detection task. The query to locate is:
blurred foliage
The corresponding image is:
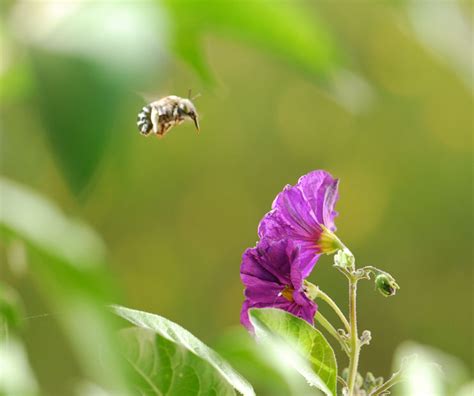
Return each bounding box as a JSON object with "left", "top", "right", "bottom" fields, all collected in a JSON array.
[
  {"left": 0, "top": 336, "right": 39, "bottom": 396},
  {"left": 392, "top": 342, "right": 474, "bottom": 396},
  {"left": 0, "top": 283, "right": 37, "bottom": 396},
  {"left": 30, "top": 51, "right": 124, "bottom": 196},
  {"left": 0, "top": 282, "right": 23, "bottom": 333},
  {"left": 163, "top": 0, "right": 341, "bottom": 84},
  {"left": 0, "top": 178, "right": 129, "bottom": 394},
  {"left": 0, "top": 0, "right": 473, "bottom": 394}
]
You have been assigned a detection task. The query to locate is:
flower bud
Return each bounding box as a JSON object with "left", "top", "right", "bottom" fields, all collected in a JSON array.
[
  {"left": 341, "top": 368, "right": 349, "bottom": 382},
  {"left": 334, "top": 248, "right": 355, "bottom": 270},
  {"left": 375, "top": 273, "right": 400, "bottom": 297},
  {"left": 364, "top": 372, "right": 383, "bottom": 392},
  {"left": 360, "top": 330, "right": 372, "bottom": 346}
]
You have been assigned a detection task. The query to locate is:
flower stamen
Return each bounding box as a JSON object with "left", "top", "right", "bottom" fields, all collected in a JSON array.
[{"left": 279, "top": 285, "right": 295, "bottom": 302}]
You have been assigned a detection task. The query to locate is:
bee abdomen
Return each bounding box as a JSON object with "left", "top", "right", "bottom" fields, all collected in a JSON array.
[{"left": 137, "top": 105, "right": 152, "bottom": 135}]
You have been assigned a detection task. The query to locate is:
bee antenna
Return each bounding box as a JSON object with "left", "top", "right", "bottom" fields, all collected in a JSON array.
[{"left": 188, "top": 89, "right": 201, "bottom": 101}]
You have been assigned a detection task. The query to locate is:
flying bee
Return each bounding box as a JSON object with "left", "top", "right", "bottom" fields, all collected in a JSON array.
[{"left": 136, "top": 94, "right": 200, "bottom": 138}]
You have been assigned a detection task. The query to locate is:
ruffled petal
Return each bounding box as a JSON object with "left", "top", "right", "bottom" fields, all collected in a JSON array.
[
  {"left": 297, "top": 170, "right": 339, "bottom": 232},
  {"left": 240, "top": 247, "right": 280, "bottom": 284},
  {"left": 272, "top": 186, "right": 321, "bottom": 238},
  {"left": 242, "top": 276, "right": 285, "bottom": 303},
  {"left": 291, "top": 292, "right": 318, "bottom": 324},
  {"left": 256, "top": 240, "right": 292, "bottom": 283}
]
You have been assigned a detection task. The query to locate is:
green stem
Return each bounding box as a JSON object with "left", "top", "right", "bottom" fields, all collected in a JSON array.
[
  {"left": 314, "top": 312, "right": 350, "bottom": 356},
  {"left": 369, "top": 371, "right": 404, "bottom": 396},
  {"left": 337, "top": 375, "right": 348, "bottom": 388},
  {"left": 315, "top": 288, "right": 351, "bottom": 333},
  {"left": 346, "top": 277, "right": 361, "bottom": 396}
]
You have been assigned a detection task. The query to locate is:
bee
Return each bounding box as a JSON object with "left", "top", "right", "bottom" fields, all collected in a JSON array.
[{"left": 137, "top": 95, "right": 200, "bottom": 138}]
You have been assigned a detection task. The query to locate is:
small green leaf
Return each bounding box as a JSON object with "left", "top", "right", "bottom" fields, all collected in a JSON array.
[
  {"left": 113, "top": 305, "right": 255, "bottom": 396},
  {"left": 249, "top": 308, "right": 337, "bottom": 396}
]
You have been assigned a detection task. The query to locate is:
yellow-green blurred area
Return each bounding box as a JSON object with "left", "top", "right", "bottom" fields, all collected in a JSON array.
[{"left": 0, "top": 0, "right": 472, "bottom": 395}]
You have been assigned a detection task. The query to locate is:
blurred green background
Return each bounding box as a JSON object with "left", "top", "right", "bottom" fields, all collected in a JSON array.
[{"left": 1, "top": 0, "right": 472, "bottom": 395}]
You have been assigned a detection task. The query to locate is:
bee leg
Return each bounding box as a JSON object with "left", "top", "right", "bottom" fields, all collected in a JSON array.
[{"left": 157, "top": 123, "right": 170, "bottom": 138}]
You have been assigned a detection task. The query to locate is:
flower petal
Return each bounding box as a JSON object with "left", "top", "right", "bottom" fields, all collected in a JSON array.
[
  {"left": 290, "top": 240, "right": 321, "bottom": 279},
  {"left": 290, "top": 292, "right": 318, "bottom": 324},
  {"left": 240, "top": 247, "right": 278, "bottom": 284},
  {"left": 258, "top": 210, "right": 288, "bottom": 240},
  {"left": 297, "top": 170, "right": 339, "bottom": 232},
  {"left": 272, "top": 185, "right": 321, "bottom": 238},
  {"left": 242, "top": 276, "right": 285, "bottom": 303},
  {"left": 240, "top": 300, "right": 253, "bottom": 330}
]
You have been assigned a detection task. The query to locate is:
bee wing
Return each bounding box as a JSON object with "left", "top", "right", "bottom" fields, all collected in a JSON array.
[
  {"left": 135, "top": 85, "right": 179, "bottom": 102},
  {"left": 135, "top": 91, "right": 160, "bottom": 104}
]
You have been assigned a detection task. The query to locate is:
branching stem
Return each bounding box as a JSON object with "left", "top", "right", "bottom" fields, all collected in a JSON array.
[
  {"left": 314, "top": 312, "right": 350, "bottom": 356},
  {"left": 315, "top": 288, "right": 351, "bottom": 333}
]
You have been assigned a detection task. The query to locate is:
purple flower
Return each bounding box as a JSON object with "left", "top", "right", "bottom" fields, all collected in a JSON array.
[
  {"left": 258, "top": 170, "right": 341, "bottom": 278},
  {"left": 240, "top": 239, "right": 317, "bottom": 331}
]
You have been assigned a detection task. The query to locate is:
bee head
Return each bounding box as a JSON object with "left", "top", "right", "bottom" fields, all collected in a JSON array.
[{"left": 179, "top": 99, "right": 199, "bottom": 132}]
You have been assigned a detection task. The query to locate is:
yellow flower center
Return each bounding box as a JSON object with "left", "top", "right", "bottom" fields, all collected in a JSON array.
[{"left": 317, "top": 225, "right": 344, "bottom": 254}]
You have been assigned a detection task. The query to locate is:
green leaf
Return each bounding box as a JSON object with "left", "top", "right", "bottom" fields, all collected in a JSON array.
[
  {"left": 163, "top": 0, "right": 341, "bottom": 82},
  {"left": 113, "top": 305, "right": 255, "bottom": 396},
  {"left": 249, "top": 308, "right": 337, "bottom": 396},
  {"left": 119, "top": 327, "right": 236, "bottom": 396},
  {"left": 0, "top": 178, "right": 129, "bottom": 393}
]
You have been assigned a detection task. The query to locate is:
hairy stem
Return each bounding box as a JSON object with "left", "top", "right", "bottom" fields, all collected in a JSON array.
[
  {"left": 369, "top": 371, "right": 404, "bottom": 396},
  {"left": 314, "top": 312, "right": 350, "bottom": 356},
  {"left": 315, "top": 288, "right": 351, "bottom": 333},
  {"left": 347, "top": 277, "right": 361, "bottom": 396}
]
